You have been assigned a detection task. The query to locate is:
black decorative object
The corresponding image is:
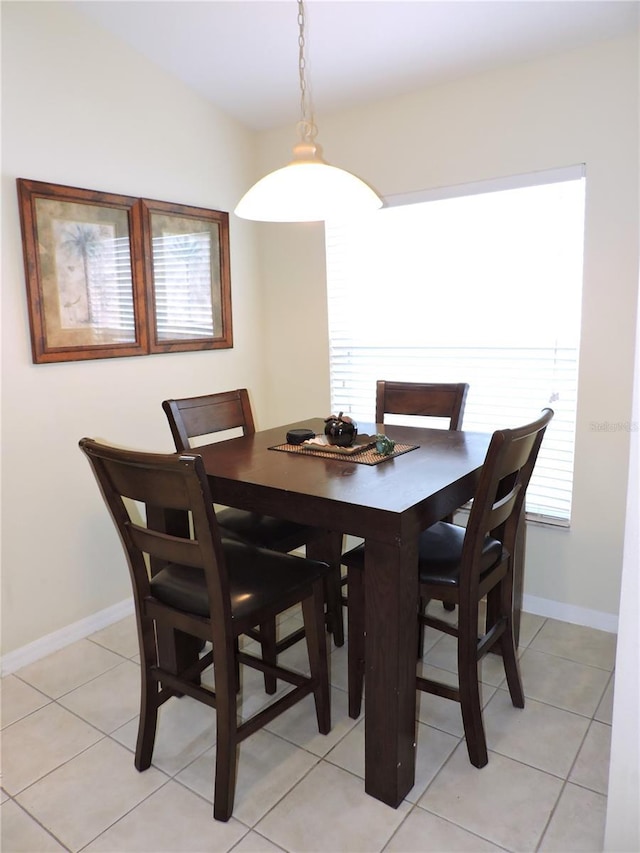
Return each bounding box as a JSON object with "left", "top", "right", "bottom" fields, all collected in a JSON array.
[
  {"left": 324, "top": 412, "right": 358, "bottom": 447},
  {"left": 286, "top": 428, "right": 316, "bottom": 445}
]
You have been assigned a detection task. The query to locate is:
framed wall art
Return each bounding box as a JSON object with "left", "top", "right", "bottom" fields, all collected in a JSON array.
[
  {"left": 140, "top": 198, "right": 233, "bottom": 353},
  {"left": 17, "top": 179, "right": 233, "bottom": 364}
]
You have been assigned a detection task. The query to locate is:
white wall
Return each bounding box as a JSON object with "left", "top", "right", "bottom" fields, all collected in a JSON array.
[
  {"left": 257, "top": 36, "right": 640, "bottom": 626},
  {"left": 0, "top": 1, "right": 265, "bottom": 655},
  {"left": 605, "top": 273, "right": 640, "bottom": 850}
]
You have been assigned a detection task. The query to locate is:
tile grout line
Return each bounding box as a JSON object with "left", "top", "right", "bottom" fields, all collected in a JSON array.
[
  {"left": 3, "top": 795, "right": 73, "bottom": 853},
  {"left": 75, "top": 775, "right": 185, "bottom": 853}
]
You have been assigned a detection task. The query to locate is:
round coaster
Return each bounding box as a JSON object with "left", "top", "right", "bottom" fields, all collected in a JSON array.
[{"left": 286, "top": 428, "right": 315, "bottom": 445}]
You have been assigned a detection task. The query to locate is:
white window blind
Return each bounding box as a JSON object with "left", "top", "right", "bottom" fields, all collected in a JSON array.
[{"left": 325, "top": 167, "right": 586, "bottom": 525}]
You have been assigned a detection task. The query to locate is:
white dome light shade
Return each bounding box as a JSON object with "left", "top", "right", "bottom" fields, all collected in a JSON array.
[
  {"left": 235, "top": 144, "right": 382, "bottom": 223},
  {"left": 234, "top": 2, "right": 382, "bottom": 224}
]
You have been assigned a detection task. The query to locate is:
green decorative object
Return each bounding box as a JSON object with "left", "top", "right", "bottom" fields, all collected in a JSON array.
[{"left": 374, "top": 433, "right": 396, "bottom": 456}]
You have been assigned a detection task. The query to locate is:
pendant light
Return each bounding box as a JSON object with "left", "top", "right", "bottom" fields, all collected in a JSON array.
[{"left": 234, "top": 0, "right": 382, "bottom": 223}]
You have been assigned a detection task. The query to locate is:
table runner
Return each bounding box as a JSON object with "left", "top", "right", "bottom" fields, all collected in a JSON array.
[{"left": 269, "top": 441, "right": 418, "bottom": 466}]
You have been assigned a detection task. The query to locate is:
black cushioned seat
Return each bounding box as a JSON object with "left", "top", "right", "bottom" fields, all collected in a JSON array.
[
  {"left": 216, "top": 509, "right": 317, "bottom": 553},
  {"left": 341, "top": 522, "right": 503, "bottom": 588},
  {"left": 151, "top": 540, "right": 330, "bottom": 622}
]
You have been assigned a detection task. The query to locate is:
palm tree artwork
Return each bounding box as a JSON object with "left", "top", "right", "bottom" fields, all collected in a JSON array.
[{"left": 55, "top": 222, "right": 110, "bottom": 327}]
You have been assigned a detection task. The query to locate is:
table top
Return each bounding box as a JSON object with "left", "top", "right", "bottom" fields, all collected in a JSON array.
[{"left": 196, "top": 418, "right": 492, "bottom": 542}]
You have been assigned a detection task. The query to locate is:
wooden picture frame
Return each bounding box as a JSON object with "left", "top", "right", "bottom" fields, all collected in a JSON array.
[
  {"left": 17, "top": 180, "right": 147, "bottom": 363},
  {"left": 140, "top": 198, "right": 233, "bottom": 353},
  {"left": 17, "top": 179, "right": 233, "bottom": 363}
]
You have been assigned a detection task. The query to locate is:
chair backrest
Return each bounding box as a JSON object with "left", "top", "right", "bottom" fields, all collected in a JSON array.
[
  {"left": 461, "top": 408, "right": 554, "bottom": 587},
  {"left": 79, "top": 438, "right": 231, "bottom": 632},
  {"left": 162, "top": 389, "right": 256, "bottom": 452},
  {"left": 376, "top": 381, "right": 469, "bottom": 430}
]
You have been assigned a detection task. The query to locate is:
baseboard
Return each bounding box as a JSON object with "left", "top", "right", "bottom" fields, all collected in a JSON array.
[
  {"left": 523, "top": 593, "right": 618, "bottom": 634},
  {"left": 1, "top": 597, "right": 134, "bottom": 676}
]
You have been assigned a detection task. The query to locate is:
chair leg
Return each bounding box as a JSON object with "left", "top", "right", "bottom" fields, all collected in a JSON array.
[
  {"left": 458, "top": 607, "right": 488, "bottom": 768},
  {"left": 501, "top": 627, "right": 525, "bottom": 708},
  {"left": 302, "top": 580, "right": 331, "bottom": 734},
  {"left": 135, "top": 620, "right": 159, "bottom": 771},
  {"left": 494, "top": 575, "right": 525, "bottom": 708},
  {"left": 259, "top": 619, "right": 278, "bottom": 694},
  {"left": 212, "top": 651, "right": 240, "bottom": 822},
  {"left": 134, "top": 670, "right": 158, "bottom": 771},
  {"left": 459, "top": 678, "right": 488, "bottom": 766},
  {"left": 347, "top": 563, "right": 365, "bottom": 718}
]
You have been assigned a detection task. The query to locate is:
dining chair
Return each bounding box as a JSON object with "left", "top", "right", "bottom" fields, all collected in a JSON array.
[
  {"left": 375, "top": 380, "right": 469, "bottom": 430},
  {"left": 79, "top": 438, "right": 332, "bottom": 822},
  {"left": 162, "top": 389, "right": 344, "bottom": 691},
  {"left": 375, "top": 380, "right": 469, "bottom": 530},
  {"left": 341, "top": 380, "right": 470, "bottom": 625},
  {"left": 342, "top": 407, "right": 554, "bottom": 767}
]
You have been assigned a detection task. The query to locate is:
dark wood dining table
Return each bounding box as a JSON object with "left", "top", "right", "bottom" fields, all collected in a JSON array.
[{"left": 171, "top": 416, "right": 499, "bottom": 808}]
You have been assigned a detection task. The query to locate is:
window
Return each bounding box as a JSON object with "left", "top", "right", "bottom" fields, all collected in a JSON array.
[{"left": 325, "top": 167, "right": 586, "bottom": 524}]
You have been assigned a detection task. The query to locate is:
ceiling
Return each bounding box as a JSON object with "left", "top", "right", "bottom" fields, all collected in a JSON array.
[{"left": 74, "top": 1, "right": 639, "bottom": 130}]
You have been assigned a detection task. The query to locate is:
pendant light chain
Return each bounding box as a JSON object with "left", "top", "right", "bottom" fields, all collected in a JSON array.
[
  {"left": 297, "top": 0, "right": 317, "bottom": 144},
  {"left": 234, "top": 0, "right": 382, "bottom": 221}
]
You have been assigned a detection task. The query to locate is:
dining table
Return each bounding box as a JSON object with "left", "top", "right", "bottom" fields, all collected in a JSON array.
[{"left": 156, "top": 417, "right": 518, "bottom": 808}]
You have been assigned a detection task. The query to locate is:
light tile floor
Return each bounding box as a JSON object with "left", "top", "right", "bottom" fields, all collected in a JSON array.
[{"left": 1, "top": 606, "right": 615, "bottom": 852}]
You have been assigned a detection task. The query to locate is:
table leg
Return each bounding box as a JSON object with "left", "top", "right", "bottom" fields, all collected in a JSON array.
[
  {"left": 155, "top": 625, "right": 203, "bottom": 679},
  {"left": 146, "top": 505, "right": 202, "bottom": 678},
  {"left": 364, "top": 538, "right": 418, "bottom": 807},
  {"left": 306, "top": 530, "right": 345, "bottom": 646}
]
